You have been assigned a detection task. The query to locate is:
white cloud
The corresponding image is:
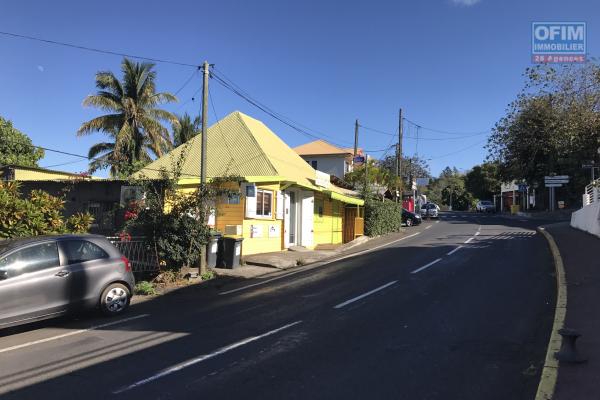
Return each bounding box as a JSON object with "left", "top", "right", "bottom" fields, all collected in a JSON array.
[
  {"left": 451, "top": 0, "right": 481, "bottom": 6},
  {"left": 37, "top": 65, "right": 44, "bottom": 72}
]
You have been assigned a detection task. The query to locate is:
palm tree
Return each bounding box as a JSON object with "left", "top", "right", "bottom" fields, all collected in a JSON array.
[
  {"left": 78, "top": 58, "right": 179, "bottom": 176},
  {"left": 173, "top": 113, "right": 200, "bottom": 147}
]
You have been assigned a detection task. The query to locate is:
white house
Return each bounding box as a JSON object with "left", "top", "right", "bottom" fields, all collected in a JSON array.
[{"left": 294, "top": 140, "right": 362, "bottom": 180}]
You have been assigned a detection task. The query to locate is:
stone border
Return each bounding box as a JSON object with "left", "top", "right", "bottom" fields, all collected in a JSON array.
[{"left": 535, "top": 226, "right": 568, "bottom": 400}]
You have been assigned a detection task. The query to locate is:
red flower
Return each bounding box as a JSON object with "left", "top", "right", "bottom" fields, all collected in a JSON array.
[
  {"left": 119, "top": 232, "right": 132, "bottom": 242},
  {"left": 124, "top": 210, "right": 138, "bottom": 221}
]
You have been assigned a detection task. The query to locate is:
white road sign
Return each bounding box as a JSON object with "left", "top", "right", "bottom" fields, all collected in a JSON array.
[{"left": 545, "top": 183, "right": 563, "bottom": 187}]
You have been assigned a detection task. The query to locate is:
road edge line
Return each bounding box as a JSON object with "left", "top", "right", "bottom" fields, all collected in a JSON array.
[{"left": 535, "top": 226, "right": 567, "bottom": 400}]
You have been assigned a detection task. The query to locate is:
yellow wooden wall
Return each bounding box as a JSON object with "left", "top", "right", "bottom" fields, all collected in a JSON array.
[
  {"left": 238, "top": 183, "right": 284, "bottom": 256},
  {"left": 313, "top": 192, "right": 344, "bottom": 245}
]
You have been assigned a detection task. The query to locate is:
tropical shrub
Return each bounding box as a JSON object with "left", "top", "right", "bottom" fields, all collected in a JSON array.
[{"left": 0, "top": 181, "right": 94, "bottom": 238}]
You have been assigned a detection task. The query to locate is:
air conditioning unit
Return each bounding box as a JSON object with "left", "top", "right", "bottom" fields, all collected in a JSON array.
[{"left": 224, "top": 225, "right": 243, "bottom": 235}]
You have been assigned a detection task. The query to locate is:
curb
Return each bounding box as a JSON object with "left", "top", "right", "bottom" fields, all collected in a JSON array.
[{"left": 535, "top": 226, "right": 568, "bottom": 400}]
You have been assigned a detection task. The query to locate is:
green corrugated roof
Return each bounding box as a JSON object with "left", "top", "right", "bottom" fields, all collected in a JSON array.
[
  {"left": 133, "top": 111, "right": 364, "bottom": 205},
  {"left": 134, "top": 111, "right": 315, "bottom": 188}
]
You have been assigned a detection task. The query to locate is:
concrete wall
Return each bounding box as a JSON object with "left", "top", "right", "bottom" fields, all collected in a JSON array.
[
  {"left": 299, "top": 155, "right": 348, "bottom": 179},
  {"left": 571, "top": 202, "right": 600, "bottom": 238}
]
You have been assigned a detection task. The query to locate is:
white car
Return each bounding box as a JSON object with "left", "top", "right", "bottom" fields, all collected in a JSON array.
[{"left": 476, "top": 200, "right": 495, "bottom": 213}]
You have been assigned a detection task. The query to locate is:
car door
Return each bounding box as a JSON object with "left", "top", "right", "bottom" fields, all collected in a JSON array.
[
  {"left": 58, "top": 239, "right": 111, "bottom": 306},
  {"left": 0, "top": 241, "right": 70, "bottom": 327}
]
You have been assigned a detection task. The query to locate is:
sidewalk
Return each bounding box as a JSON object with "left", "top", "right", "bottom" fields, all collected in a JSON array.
[
  {"left": 242, "top": 235, "right": 370, "bottom": 269},
  {"left": 213, "top": 229, "right": 408, "bottom": 279},
  {"left": 544, "top": 222, "right": 600, "bottom": 399}
]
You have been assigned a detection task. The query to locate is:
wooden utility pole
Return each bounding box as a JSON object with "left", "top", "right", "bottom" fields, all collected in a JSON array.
[
  {"left": 199, "top": 60, "right": 209, "bottom": 275},
  {"left": 200, "top": 61, "right": 209, "bottom": 184},
  {"left": 353, "top": 119, "right": 359, "bottom": 158},
  {"left": 397, "top": 108, "right": 403, "bottom": 199}
]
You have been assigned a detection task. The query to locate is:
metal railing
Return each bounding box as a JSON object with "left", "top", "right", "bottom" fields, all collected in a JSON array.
[
  {"left": 583, "top": 180, "right": 600, "bottom": 206},
  {"left": 107, "top": 236, "right": 160, "bottom": 275}
]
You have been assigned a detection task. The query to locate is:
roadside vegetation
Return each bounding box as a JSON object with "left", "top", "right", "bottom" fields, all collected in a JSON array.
[{"left": 0, "top": 181, "right": 93, "bottom": 238}]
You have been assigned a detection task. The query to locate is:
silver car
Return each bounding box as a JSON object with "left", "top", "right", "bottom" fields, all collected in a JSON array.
[
  {"left": 420, "top": 203, "right": 439, "bottom": 218},
  {"left": 0, "top": 234, "right": 135, "bottom": 328}
]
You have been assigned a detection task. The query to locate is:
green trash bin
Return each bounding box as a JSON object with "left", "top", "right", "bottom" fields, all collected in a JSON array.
[{"left": 220, "top": 236, "right": 243, "bottom": 269}]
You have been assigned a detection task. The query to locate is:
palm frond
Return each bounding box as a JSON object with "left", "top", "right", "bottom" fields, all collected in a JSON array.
[{"left": 77, "top": 114, "right": 123, "bottom": 136}]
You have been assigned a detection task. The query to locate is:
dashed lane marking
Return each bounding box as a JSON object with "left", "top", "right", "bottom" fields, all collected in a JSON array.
[
  {"left": 410, "top": 258, "right": 443, "bottom": 274},
  {"left": 333, "top": 281, "right": 398, "bottom": 309}
]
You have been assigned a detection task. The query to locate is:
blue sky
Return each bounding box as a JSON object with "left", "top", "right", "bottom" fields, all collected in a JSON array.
[{"left": 1, "top": 0, "right": 598, "bottom": 177}]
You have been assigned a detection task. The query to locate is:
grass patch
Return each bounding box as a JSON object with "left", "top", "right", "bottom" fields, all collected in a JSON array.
[{"left": 134, "top": 281, "right": 156, "bottom": 296}]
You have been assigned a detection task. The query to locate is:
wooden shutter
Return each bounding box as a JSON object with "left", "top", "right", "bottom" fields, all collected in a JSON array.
[{"left": 243, "top": 183, "right": 257, "bottom": 219}]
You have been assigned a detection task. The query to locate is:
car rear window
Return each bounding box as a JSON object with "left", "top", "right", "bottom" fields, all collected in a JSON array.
[{"left": 62, "top": 240, "right": 109, "bottom": 264}]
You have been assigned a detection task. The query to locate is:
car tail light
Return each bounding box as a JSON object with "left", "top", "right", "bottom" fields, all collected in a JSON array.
[{"left": 121, "top": 256, "right": 131, "bottom": 272}]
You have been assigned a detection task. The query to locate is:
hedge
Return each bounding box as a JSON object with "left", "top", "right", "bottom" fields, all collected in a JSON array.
[{"left": 364, "top": 200, "right": 403, "bottom": 236}]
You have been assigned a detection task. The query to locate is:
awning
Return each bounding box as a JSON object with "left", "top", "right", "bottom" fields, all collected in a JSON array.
[{"left": 329, "top": 191, "right": 364, "bottom": 206}]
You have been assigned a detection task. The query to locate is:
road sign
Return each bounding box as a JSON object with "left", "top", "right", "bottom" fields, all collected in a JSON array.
[
  {"left": 545, "top": 175, "right": 569, "bottom": 180},
  {"left": 353, "top": 156, "right": 365, "bottom": 164},
  {"left": 518, "top": 183, "right": 528, "bottom": 192},
  {"left": 545, "top": 183, "right": 563, "bottom": 187},
  {"left": 545, "top": 180, "right": 569, "bottom": 184}
]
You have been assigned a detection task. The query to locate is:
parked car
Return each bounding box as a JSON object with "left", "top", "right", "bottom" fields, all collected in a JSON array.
[
  {"left": 0, "top": 234, "right": 135, "bottom": 329},
  {"left": 420, "top": 203, "right": 439, "bottom": 218},
  {"left": 476, "top": 200, "right": 496, "bottom": 213},
  {"left": 402, "top": 208, "right": 422, "bottom": 227}
]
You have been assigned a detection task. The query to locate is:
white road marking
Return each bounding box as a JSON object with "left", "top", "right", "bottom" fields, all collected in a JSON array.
[
  {"left": 464, "top": 237, "right": 474, "bottom": 244},
  {"left": 411, "top": 258, "right": 443, "bottom": 274},
  {"left": 333, "top": 281, "right": 397, "bottom": 309},
  {"left": 436, "top": 220, "right": 440, "bottom": 224},
  {"left": 477, "top": 226, "right": 482, "bottom": 232},
  {"left": 446, "top": 246, "right": 463, "bottom": 256},
  {"left": 113, "top": 320, "right": 302, "bottom": 394},
  {"left": 0, "top": 314, "right": 150, "bottom": 354},
  {"left": 475, "top": 232, "right": 481, "bottom": 236},
  {"left": 425, "top": 225, "right": 432, "bottom": 230},
  {"left": 220, "top": 232, "right": 422, "bottom": 296}
]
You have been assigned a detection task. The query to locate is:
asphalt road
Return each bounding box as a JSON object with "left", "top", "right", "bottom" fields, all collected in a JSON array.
[{"left": 0, "top": 212, "right": 556, "bottom": 400}]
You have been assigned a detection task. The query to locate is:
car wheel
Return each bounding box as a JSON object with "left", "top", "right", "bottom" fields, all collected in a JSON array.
[
  {"left": 100, "top": 283, "right": 131, "bottom": 316},
  {"left": 406, "top": 218, "right": 413, "bottom": 227}
]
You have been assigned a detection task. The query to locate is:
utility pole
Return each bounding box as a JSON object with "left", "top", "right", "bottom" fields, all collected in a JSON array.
[
  {"left": 397, "top": 109, "right": 403, "bottom": 201},
  {"left": 199, "top": 60, "right": 209, "bottom": 275},
  {"left": 364, "top": 153, "right": 369, "bottom": 197},
  {"left": 353, "top": 119, "right": 359, "bottom": 158},
  {"left": 201, "top": 61, "right": 209, "bottom": 184}
]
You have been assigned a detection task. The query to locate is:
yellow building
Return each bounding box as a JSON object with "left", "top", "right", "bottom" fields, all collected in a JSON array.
[
  {"left": 135, "top": 111, "right": 363, "bottom": 256},
  {"left": 0, "top": 165, "right": 96, "bottom": 181}
]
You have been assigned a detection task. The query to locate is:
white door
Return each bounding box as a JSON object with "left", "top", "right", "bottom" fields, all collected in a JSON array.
[
  {"left": 300, "top": 191, "right": 314, "bottom": 248},
  {"left": 284, "top": 192, "right": 292, "bottom": 248}
]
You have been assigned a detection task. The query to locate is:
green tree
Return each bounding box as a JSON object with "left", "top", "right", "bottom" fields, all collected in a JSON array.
[
  {"left": 465, "top": 162, "right": 501, "bottom": 200},
  {"left": 78, "top": 58, "right": 179, "bottom": 177},
  {"left": 379, "top": 154, "right": 431, "bottom": 180},
  {"left": 173, "top": 113, "right": 200, "bottom": 147},
  {"left": 425, "top": 166, "right": 474, "bottom": 210},
  {"left": 0, "top": 117, "right": 44, "bottom": 167},
  {"left": 488, "top": 62, "right": 600, "bottom": 204}
]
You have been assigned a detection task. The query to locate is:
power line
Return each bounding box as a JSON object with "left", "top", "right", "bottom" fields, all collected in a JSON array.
[
  {"left": 211, "top": 69, "right": 354, "bottom": 147},
  {"left": 427, "top": 139, "right": 488, "bottom": 160},
  {"left": 174, "top": 68, "right": 201, "bottom": 96},
  {"left": 208, "top": 85, "right": 240, "bottom": 172},
  {"left": 0, "top": 30, "right": 200, "bottom": 68},
  {"left": 403, "top": 117, "right": 489, "bottom": 136},
  {"left": 359, "top": 124, "right": 489, "bottom": 141}
]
